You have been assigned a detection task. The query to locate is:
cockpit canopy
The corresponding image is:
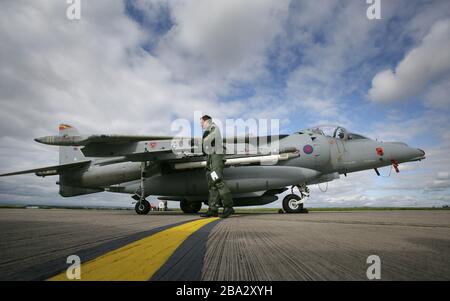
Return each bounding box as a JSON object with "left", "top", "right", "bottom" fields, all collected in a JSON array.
[{"left": 305, "top": 125, "right": 370, "bottom": 141}]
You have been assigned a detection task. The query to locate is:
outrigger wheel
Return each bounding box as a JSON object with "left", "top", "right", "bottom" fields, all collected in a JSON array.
[
  {"left": 282, "top": 194, "right": 304, "bottom": 213},
  {"left": 135, "top": 199, "right": 151, "bottom": 215}
]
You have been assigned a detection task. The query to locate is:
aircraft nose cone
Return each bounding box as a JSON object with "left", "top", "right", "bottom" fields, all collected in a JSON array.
[
  {"left": 406, "top": 147, "right": 426, "bottom": 162},
  {"left": 384, "top": 142, "right": 426, "bottom": 163}
]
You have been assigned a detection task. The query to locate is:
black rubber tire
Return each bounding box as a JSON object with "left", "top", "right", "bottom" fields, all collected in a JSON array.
[
  {"left": 135, "top": 200, "right": 151, "bottom": 215},
  {"left": 180, "top": 200, "right": 202, "bottom": 214},
  {"left": 282, "top": 194, "right": 304, "bottom": 213}
]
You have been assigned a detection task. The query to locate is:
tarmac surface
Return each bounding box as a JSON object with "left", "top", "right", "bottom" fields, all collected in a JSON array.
[{"left": 0, "top": 208, "right": 449, "bottom": 280}]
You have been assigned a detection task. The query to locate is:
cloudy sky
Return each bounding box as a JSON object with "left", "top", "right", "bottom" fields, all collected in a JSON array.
[{"left": 0, "top": 0, "right": 449, "bottom": 208}]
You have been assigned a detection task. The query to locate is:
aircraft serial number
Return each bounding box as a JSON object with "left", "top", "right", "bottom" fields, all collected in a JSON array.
[{"left": 220, "top": 285, "right": 273, "bottom": 296}]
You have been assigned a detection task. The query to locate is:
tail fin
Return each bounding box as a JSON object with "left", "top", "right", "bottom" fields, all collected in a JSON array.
[
  {"left": 58, "top": 124, "right": 86, "bottom": 164},
  {"left": 58, "top": 124, "right": 100, "bottom": 197}
]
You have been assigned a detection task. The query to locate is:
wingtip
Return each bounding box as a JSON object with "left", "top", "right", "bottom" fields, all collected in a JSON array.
[{"left": 34, "top": 137, "right": 47, "bottom": 144}]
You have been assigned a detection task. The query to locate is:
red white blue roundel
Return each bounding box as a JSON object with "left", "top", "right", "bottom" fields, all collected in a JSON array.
[{"left": 303, "top": 144, "right": 314, "bottom": 154}]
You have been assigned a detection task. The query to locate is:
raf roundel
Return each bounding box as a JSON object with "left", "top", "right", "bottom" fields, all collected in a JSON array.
[{"left": 303, "top": 144, "right": 314, "bottom": 154}]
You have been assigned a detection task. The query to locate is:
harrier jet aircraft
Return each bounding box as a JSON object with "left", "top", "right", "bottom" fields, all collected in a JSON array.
[{"left": 0, "top": 124, "right": 425, "bottom": 214}]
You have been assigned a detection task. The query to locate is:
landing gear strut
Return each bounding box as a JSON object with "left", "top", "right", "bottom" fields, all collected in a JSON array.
[{"left": 133, "top": 161, "right": 151, "bottom": 215}]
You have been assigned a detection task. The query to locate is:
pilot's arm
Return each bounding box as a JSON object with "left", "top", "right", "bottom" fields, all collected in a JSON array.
[{"left": 203, "top": 124, "right": 222, "bottom": 154}]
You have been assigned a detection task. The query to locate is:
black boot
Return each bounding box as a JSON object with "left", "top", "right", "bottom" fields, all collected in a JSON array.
[
  {"left": 219, "top": 207, "right": 234, "bottom": 218},
  {"left": 200, "top": 208, "right": 218, "bottom": 218}
]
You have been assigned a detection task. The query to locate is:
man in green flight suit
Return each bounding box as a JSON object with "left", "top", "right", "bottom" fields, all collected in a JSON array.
[{"left": 199, "top": 115, "right": 234, "bottom": 218}]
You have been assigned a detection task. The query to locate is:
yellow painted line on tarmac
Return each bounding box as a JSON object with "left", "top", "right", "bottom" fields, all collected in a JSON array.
[{"left": 48, "top": 217, "right": 219, "bottom": 281}]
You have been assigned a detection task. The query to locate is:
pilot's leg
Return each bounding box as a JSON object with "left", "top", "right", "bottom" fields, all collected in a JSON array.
[
  {"left": 215, "top": 181, "right": 233, "bottom": 209},
  {"left": 210, "top": 154, "right": 234, "bottom": 218},
  {"left": 209, "top": 188, "right": 220, "bottom": 213},
  {"left": 200, "top": 170, "right": 219, "bottom": 217}
]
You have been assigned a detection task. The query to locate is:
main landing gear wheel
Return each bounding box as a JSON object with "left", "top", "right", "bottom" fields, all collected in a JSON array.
[
  {"left": 135, "top": 199, "right": 151, "bottom": 215},
  {"left": 180, "top": 200, "right": 202, "bottom": 214},
  {"left": 282, "top": 194, "right": 304, "bottom": 213},
  {"left": 180, "top": 200, "right": 202, "bottom": 213}
]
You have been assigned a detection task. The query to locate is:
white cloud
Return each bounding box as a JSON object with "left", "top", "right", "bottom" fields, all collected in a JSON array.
[
  {"left": 283, "top": 1, "right": 385, "bottom": 125},
  {"left": 158, "top": 0, "right": 289, "bottom": 83},
  {"left": 297, "top": 97, "right": 338, "bottom": 117},
  {"left": 369, "top": 19, "right": 450, "bottom": 103},
  {"left": 0, "top": 0, "right": 267, "bottom": 140},
  {"left": 424, "top": 75, "right": 450, "bottom": 109}
]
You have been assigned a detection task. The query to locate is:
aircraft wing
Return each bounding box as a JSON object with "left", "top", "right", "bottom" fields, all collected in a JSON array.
[
  {"left": 223, "top": 134, "right": 289, "bottom": 144},
  {"left": 84, "top": 137, "right": 295, "bottom": 162},
  {"left": 34, "top": 134, "right": 175, "bottom": 146},
  {"left": 34, "top": 133, "right": 290, "bottom": 161},
  {"left": 0, "top": 160, "right": 91, "bottom": 177},
  {"left": 35, "top": 134, "right": 288, "bottom": 147}
]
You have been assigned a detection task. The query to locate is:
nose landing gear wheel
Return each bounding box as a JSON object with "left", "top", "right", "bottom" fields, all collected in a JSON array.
[
  {"left": 282, "top": 194, "right": 304, "bottom": 213},
  {"left": 135, "top": 199, "right": 150, "bottom": 215},
  {"left": 180, "top": 200, "right": 202, "bottom": 214}
]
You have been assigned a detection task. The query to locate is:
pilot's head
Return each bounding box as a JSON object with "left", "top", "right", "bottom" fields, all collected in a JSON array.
[{"left": 200, "top": 115, "right": 212, "bottom": 129}]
